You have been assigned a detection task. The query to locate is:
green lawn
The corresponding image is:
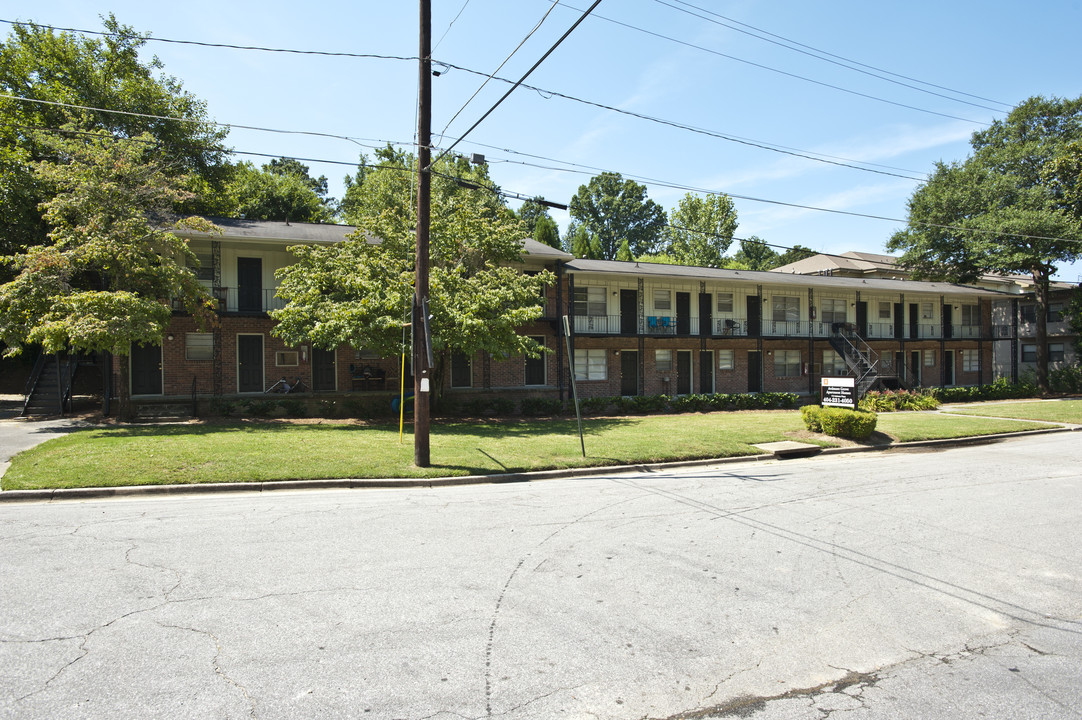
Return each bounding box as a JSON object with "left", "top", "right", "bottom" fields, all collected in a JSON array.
[
  {"left": 874, "top": 412, "right": 1052, "bottom": 443},
  {"left": 2, "top": 406, "right": 1066, "bottom": 491},
  {"left": 2, "top": 412, "right": 829, "bottom": 490},
  {"left": 940, "top": 399, "right": 1082, "bottom": 425}
]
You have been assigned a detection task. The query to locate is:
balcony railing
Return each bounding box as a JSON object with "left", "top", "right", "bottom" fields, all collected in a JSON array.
[{"left": 212, "top": 287, "right": 286, "bottom": 313}]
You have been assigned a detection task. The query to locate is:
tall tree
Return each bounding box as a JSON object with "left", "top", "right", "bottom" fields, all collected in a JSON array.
[
  {"left": 666, "top": 192, "right": 738, "bottom": 267},
  {"left": 515, "top": 197, "right": 553, "bottom": 236},
  {"left": 0, "top": 16, "right": 229, "bottom": 257},
  {"left": 0, "top": 130, "right": 216, "bottom": 419},
  {"left": 532, "top": 215, "right": 561, "bottom": 250},
  {"left": 568, "top": 172, "right": 666, "bottom": 260},
  {"left": 888, "top": 95, "right": 1082, "bottom": 393},
  {"left": 221, "top": 160, "right": 335, "bottom": 223},
  {"left": 776, "top": 244, "right": 817, "bottom": 267},
  {"left": 731, "top": 236, "right": 780, "bottom": 271},
  {"left": 273, "top": 149, "right": 552, "bottom": 398}
]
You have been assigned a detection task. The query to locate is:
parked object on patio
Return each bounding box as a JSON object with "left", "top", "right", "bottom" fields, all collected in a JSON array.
[
  {"left": 266, "top": 377, "right": 308, "bottom": 394},
  {"left": 350, "top": 364, "right": 387, "bottom": 391}
]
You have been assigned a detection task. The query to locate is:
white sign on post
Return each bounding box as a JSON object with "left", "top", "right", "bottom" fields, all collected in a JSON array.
[{"left": 821, "top": 376, "right": 857, "bottom": 408}]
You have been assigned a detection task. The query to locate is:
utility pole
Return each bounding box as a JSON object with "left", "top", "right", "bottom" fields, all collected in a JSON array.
[{"left": 414, "top": 0, "right": 432, "bottom": 467}]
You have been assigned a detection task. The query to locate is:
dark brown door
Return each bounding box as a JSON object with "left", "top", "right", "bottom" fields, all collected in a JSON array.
[
  {"left": 748, "top": 350, "right": 762, "bottom": 392},
  {"left": 620, "top": 350, "right": 638, "bottom": 395},
  {"left": 312, "top": 348, "right": 336, "bottom": 391},
  {"left": 699, "top": 351, "right": 714, "bottom": 394},
  {"left": 130, "top": 343, "right": 162, "bottom": 395},
  {"left": 620, "top": 290, "right": 637, "bottom": 335},
  {"left": 237, "top": 335, "right": 264, "bottom": 392},
  {"left": 747, "top": 297, "right": 761, "bottom": 338},
  {"left": 237, "top": 257, "right": 262, "bottom": 312},
  {"left": 676, "top": 293, "right": 691, "bottom": 336},
  {"left": 677, "top": 350, "right": 692, "bottom": 394},
  {"left": 699, "top": 293, "right": 712, "bottom": 336}
]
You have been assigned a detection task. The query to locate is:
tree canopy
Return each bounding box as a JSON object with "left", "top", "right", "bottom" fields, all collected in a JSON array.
[
  {"left": 888, "top": 95, "right": 1082, "bottom": 392},
  {"left": 273, "top": 149, "right": 552, "bottom": 393},
  {"left": 211, "top": 159, "right": 336, "bottom": 223},
  {"left": 665, "top": 192, "right": 738, "bottom": 268},
  {"left": 0, "top": 130, "right": 215, "bottom": 417},
  {"left": 0, "top": 16, "right": 229, "bottom": 257},
  {"left": 568, "top": 172, "right": 666, "bottom": 260}
]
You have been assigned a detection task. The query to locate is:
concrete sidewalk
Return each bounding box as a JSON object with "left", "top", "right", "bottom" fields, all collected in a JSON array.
[{"left": 0, "top": 394, "right": 91, "bottom": 481}]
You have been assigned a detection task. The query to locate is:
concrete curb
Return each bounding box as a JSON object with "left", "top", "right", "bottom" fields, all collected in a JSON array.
[{"left": 1, "top": 425, "right": 1077, "bottom": 504}]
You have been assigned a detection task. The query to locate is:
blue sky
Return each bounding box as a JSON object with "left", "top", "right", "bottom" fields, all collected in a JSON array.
[{"left": 7, "top": 1, "right": 1082, "bottom": 280}]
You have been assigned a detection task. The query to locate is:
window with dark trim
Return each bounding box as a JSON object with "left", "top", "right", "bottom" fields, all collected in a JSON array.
[
  {"left": 451, "top": 352, "right": 472, "bottom": 388},
  {"left": 524, "top": 337, "right": 546, "bottom": 385}
]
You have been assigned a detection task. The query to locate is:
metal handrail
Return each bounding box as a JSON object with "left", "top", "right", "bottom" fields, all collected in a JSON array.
[
  {"left": 21, "top": 353, "right": 47, "bottom": 416},
  {"left": 191, "top": 376, "right": 199, "bottom": 418}
]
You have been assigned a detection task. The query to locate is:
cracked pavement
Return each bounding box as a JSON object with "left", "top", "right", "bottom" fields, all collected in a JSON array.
[{"left": 2, "top": 432, "right": 1081, "bottom": 719}]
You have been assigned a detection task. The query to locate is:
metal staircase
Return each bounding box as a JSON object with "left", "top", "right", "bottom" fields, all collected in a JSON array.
[
  {"left": 21, "top": 352, "right": 79, "bottom": 417},
  {"left": 827, "top": 330, "right": 881, "bottom": 398}
]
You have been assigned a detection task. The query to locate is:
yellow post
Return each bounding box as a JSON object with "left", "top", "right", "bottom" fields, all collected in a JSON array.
[{"left": 398, "top": 351, "right": 407, "bottom": 442}]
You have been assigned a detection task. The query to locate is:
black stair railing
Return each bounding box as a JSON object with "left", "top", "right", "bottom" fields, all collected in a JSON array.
[
  {"left": 21, "top": 353, "right": 47, "bottom": 416},
  {"left": 829, "top": 329, "right": 880, "bottom": 398}
]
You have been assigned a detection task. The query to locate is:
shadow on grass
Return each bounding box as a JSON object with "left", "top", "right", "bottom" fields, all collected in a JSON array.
[{"left": 76, "top": 417, "right": 638, "bottom": 440}]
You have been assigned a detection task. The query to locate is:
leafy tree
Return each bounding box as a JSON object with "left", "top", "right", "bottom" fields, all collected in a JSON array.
[
  {"left": 567, "top": 223, "right": 599, "bottom": 259},
  {"left": 0, "top": 16, "right": 229, "bottom": 257},
  {"left": 272, "top": 149, "right": 552, "bottom": 398},
  {"left": 515, "top": 197, "right": 553, "bottom": 236},
  {"left": 615, "top": 239, "right": 634, "bottom": 262},
  {"left": 0, "top": 130, "right": 215, "bottom": 419},
  {"left": 666, "top": 192, "right": 738, "bottom": 267},
  {"left": 731, "top": 236, "right": 780, "bottom": 271},
  {"left": 888, "top": 95, "right": 1082, "bottom": 393},
  {"left": 568, "top": 172, "right": 666, "bottom": 260},
  {"left": 532, "top": 215, "right": 561, "bottom": 250},
  {"left": 221, "top": 160, "right": 335, "bottom": 223},
  {"left": 776, "top": 244, "right": 817, "bottom": 267}
]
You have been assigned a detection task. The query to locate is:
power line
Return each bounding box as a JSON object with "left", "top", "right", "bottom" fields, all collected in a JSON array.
[
  {"left": 0, "top": 18, "right": 418, "bottom": 63},
  {"left": 652, "top": 0, "right": 1011, "bottom": 113},
  {"left": 14, "top": 119, "right": 1082, "bottom": 251},
  {"left": 432, "top": 0, "right": 473, "bottom": 52},
  {"left": 1, "top": 17, "right": 933, "bottom": 180},
  {"left": 434, "top": 64, "right": 929, "bottom": 181},
  {"left": 437, "top": 0, "right": 560, "bottom": 142},
  {"left": 539, "top": 2, "right": 988, "bottom": 124},
  {"left": 660, "top": 0, "right": 1012, "bottom": 110},
  {"left": 430, "top": 0, "right": 603, "bottom": 167}
]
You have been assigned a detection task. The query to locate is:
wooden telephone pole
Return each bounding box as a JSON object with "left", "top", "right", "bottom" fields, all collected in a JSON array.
[{"left": 414, "top": 0, "right": 432, "bottom": 467}]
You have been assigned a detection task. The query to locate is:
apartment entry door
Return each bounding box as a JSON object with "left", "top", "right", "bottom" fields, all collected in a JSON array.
[
  {"left": 620, "top": 350, "right": 639, "bottom": 395},
  {"left": 237, "top": 335, "right": 264, "bottom": 393},
  {"left": 676, "top": 350, "right": 692, "bottom": 394},
  {"left": 748, "top": 350, "right": 762, "bottom": 392},
  {"left": 130, "top": 343, "right": 162, "bottom": 395},
  {"left": 237, "top": 257, "right": 262, "bottom": 312},
  {"left": 699, "top": 350, "right": 715, "bottom": 394},
  {"left": 312, "top": 348, "right": 336, "bottom": 391}
]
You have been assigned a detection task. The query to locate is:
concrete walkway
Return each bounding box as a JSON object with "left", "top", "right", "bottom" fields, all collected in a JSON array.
[{"left": 0, "top": 395, "right": 90, "bottom": 480}]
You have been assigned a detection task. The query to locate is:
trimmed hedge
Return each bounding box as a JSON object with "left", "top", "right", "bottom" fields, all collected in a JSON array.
[
  {"left": 802, "top": 406, "right": 878, "bottom": 440},
  {"left": 858, "top": 389, "right": 939, "bottom": 412}
]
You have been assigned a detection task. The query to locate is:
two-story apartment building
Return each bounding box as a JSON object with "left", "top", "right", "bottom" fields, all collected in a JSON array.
[{"left": 112, "top": 220, "right": 1011, "bottom": 411}]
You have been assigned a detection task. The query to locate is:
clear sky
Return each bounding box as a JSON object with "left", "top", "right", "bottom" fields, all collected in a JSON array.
[{"left": 6, "top": 1, "right": 1082, "bottom": 280}]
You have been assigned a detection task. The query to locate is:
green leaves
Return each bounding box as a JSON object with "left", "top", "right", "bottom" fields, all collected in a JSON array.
[{"left": 568, "top": 172, "right": 667, "bottom": 260}]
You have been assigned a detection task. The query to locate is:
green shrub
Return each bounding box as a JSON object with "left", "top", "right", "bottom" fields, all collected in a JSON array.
[
  {"left": 243, "top": 399, "right": 276, "bottom": 417},
  {"left": 933, "top": 377, "right": 1037, "bottom": 403},
  {"left": 801, "top": 405, "right": 823, "bottom": 432},
  {"left": 578, "top": 396, "right": 612, "bottom": 415},
  {"left": 1050, "top": 364, "right": 1082, "bottom": 393},
  {"left": 803, "top": 406, "right": 877, "bottom": 440},
  {"left": 490, "top": 397, "right": 516, "bottom": 416},
  {"left": 858, "top": 389, "right": 939, "bottom": 412},
  {"left": 520, "top": 396, "right": 564, "bottom": 416}
]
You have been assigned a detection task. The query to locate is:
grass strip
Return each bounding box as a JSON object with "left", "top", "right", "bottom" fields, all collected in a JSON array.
[
  {"left": 875, "top": 412, "right": 1053, "bottom": 443},
  {"left": 939, "top": 399, "right": 1082, "bottom": 425},
  {"left": 2, "top": 411, "right": 829, "bottom": 490}
]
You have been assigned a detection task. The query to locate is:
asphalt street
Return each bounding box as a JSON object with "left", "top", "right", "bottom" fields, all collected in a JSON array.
[{"left": 1, "top": 432, "right": 1080, "bottom": 719}]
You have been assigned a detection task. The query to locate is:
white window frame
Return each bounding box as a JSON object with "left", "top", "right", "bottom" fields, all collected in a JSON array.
[
  {"left": 878, "top": 301, "right": 891, "bottom": 320},
  {"left": 924, "top": 349, "right": 936, "bottom": 367},
  {"left": 574, "top": 286, "right": 606, "bottom": 317},
  {"left": 921, "top": 301, "right": 934, "bottom": 320},
  {"left": 717, "top": 349, "right": 734, "bottom": 370},
  {"left": 823, "top": 349, "right": 847, "bottom": 376},
  {"left": 820, "top": 298, "right": 847, "bottom": 324},
  {"left": 772, "top": 296, "right": 800, "bottom": 323},
  {"left": 574, "top": 348, "right": 607, "bottom": 381},
  {"left": 275, "top": 350, "right": 299, "bottom": 367},
  {"left": 961, "top": 304, "right": 980, "bottom": 326},
  {"left": 716, "top": 292, "right": 734, "bottom": 313},
  {"left": 655, "top": 349, "right": 673, "bottom": 372},
  {"left": 962, "top": 349, "right": 980, "bottom": 372},
  {"left": 774, "top": 349, "right": 801, "bottom": 377},
  {"left": 653, "top": 289, "right": 672, "bottom": 312},
  {"left": 185, "top": 333, "right": 213, "bottom": 361}
]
